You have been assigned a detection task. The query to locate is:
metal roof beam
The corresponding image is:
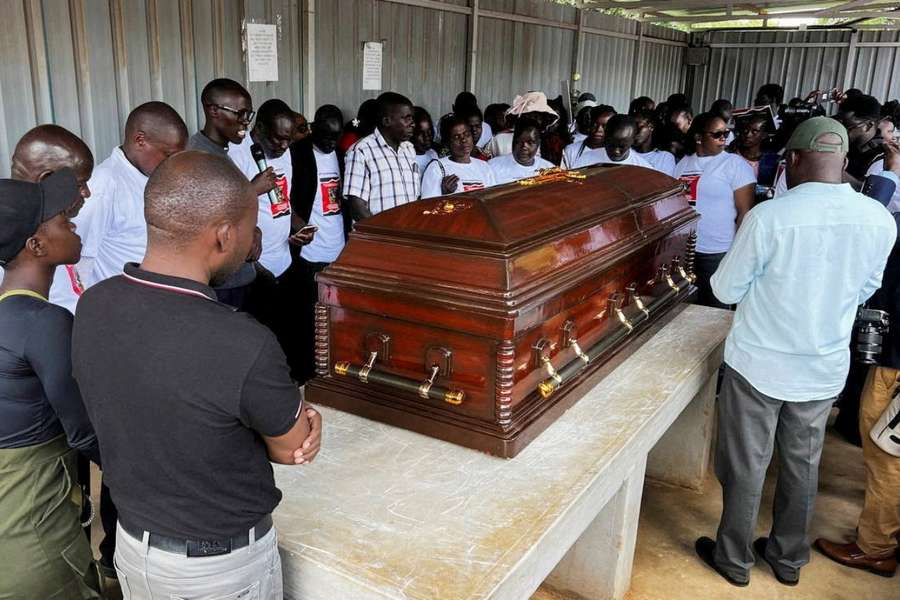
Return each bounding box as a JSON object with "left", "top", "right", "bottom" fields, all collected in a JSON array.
[{"left": 647, "top": 9, "right": 900, "bottom": 22}]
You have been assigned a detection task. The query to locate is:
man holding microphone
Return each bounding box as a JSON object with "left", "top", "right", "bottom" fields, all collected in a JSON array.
[{"left": 228, "top": 99, "right": 315, "bottom": 380}]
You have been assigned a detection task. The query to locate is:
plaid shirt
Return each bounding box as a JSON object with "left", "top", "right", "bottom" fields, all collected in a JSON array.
[{"left": 342, "top": 128, "right": 420, "bottom": 215}]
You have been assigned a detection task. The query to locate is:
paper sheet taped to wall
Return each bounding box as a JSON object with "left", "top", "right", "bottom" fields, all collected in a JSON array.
[
  {"left": 247, "top": 23, "right": 278, "bottom": 82},
  {"left": 363, "top": 41, "right": 383, "bottom": 91}
]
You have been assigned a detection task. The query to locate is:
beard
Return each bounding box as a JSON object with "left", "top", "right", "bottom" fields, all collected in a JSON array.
[{"left": 209, "top": 253, "right": 247, "bottom": 287}]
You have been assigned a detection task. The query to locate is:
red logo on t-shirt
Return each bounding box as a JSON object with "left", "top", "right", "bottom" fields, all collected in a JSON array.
[
  {"left": 461, "top": 181, "right": 485, "bottom": 192},
  {"left": 679, "top": 174, "right": 701, "bottom": 205},
  {"left": 269, "top": 174, "right": 291, "bottom": 219},
  {"left": 319, "top": 176, "right": 341, "bottom": 216}
]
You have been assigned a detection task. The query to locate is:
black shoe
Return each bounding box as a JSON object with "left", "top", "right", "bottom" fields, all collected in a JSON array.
[
  {"left": 695, "top": 537, "right": 750, "bottom": 587},
  {"left": 98, "top": 557, "right": 118, "bottom": 581},
  {"left": 754, "top": 537, "right": 799, "bottom": 586}
]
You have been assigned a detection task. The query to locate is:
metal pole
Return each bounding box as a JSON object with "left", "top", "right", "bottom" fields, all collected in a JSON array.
[
  {"left": 843, "top": 30, "right": 859, "bottom": 92},
  {"left": 466, "top": 0, "right": 480, "bottom": 92},
  {"left": 572, "top": 6, "right": 584, "bottom": 82},
  {"left": 630, "top": 21, "right": 644, "bottom": 100},
  {"left": 302, "top": 0, "right": 316, "bottom": 117}
]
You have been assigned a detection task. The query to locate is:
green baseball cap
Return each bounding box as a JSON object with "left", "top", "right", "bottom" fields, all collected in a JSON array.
[{"left": 784, "top": 116, "right": 848, "bottom": 153}]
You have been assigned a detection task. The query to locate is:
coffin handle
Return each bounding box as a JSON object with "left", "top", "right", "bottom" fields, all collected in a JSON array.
[
  {"left": 333, "top": 357, "right": 466, "bottom": 406},
  {"left": 537, "top": 274, "right": 691, "bottom": 400}
]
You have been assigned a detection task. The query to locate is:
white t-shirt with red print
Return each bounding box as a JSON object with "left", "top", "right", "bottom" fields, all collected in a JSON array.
[{"left": 421, "top": 156, "right": 497, "bottom": 199}]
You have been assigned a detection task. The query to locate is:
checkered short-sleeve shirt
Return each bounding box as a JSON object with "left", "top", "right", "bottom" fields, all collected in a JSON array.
[{"left": 342, "top": 129, "right": 421, "bottom": 215}]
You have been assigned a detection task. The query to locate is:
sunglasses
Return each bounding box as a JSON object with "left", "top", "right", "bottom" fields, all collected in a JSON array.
[{"left": 704, "top": 130, "right": 728, "bottom": 140}]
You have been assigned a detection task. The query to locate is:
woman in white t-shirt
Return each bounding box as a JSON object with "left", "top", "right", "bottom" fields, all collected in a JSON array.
[
  {"left": 674, "top": 112, "right": 756, "bottom": 308},
  {"left": 422, "top": 115, "right": 496, "bottom": 198},
  {"left": 561, "top": 105, "right": 616, "bottom": 170},
  {"left": 489, "top": 118, "right": 555, "bottom": 185},
  {"left": 632, "top": 110, "right": 677, "bottom": 176},
  {"left": 412, "top": 107, "right": 439, "bottom": 181}
]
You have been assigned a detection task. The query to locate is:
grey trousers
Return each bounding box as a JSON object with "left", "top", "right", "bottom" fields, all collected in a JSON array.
[
  {"left": 713, "top": 365, "right": 833, "bottom": 581},
  {"left": 114, "top": 522, "right": 283, "bottom": 599}
]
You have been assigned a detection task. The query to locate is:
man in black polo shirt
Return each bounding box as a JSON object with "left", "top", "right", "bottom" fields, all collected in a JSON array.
[{"left": 72, "top": 151, "right": 322, "bottom": 599}]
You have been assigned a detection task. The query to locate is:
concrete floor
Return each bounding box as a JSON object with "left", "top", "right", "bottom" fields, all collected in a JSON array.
[
  {"left": 93, "top": 429, "right": 898, "bottom": 600},
  {"left": 534, "top": 429, "right": 899, "bottom": 600}
]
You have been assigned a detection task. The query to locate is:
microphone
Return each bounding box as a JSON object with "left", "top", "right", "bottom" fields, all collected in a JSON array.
[{"left": 250, "top": 143, "right": 279, "bottom": 206}]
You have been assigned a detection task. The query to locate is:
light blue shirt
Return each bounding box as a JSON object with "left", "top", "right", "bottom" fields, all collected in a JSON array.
[{"left": 711, "top": 182, "right": 896, "bottom": 401}]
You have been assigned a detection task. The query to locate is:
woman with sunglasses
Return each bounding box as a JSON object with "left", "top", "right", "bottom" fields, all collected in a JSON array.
[{"left": 675, "top": 112, "right": 756, "bottom": 308}]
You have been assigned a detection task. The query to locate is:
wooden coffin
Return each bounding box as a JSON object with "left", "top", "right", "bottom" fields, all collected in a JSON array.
[{"left": 306, "top": 165, "right": 699, "bottom": 457}]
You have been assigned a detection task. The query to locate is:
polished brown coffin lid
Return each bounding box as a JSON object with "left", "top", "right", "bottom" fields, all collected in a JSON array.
[
  {"left": 355, "top": 164, "right": 685, "bottom": 251},
  {"left": 322, "top": 165, "right": 693, "bottom": 307}
]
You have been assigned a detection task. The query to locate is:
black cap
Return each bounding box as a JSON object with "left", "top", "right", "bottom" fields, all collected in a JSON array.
[{"left": 0, "top": 168, "right": 79, "bottom": 266}]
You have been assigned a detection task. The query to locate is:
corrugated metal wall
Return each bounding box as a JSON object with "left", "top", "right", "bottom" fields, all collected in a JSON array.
[
  {"left": 689, "top": 29, "right": 900, "bottom": 114},
  {"left": 0, "top": 0, "right": 688, "bottom": 177},
  {"left": 314, "top": 0, "right": 468, "bottom": 124},
  {"left": 853, "top": 30, "right": 900, "bottom": 102},
  {"left": 0, "top": 0, "right": 303, "bottom": 177},
  {"left": 474, "top": 0, "right": 574, "bottom": 107}
]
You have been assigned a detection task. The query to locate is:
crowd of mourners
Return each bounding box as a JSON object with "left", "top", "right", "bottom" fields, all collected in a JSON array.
[{"left": 2, "top": 75, "right": 900, "bottom": 599}]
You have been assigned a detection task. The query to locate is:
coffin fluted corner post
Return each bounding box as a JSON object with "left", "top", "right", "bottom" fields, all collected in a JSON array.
[{"left": 307, "top": 165, "right": 700, "bottom": 457}]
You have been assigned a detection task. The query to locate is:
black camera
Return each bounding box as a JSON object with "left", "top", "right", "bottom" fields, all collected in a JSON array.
[
  {"left": 854, "top": 308, "right": 890, "bottom": 365},
  {"left": 780, "top": 101, "right": 826, "bottom": 121}
]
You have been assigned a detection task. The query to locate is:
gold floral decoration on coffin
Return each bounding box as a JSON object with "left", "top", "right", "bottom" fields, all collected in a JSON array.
[
  {"left": 422, "top": 198, "right": 475, "bottom": 216},
  {"left": 517, "top": 167, "right": 586, "bottom": 187}
]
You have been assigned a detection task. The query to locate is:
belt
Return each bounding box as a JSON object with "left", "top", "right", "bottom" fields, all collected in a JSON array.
[{"left": 120, "top": 514, "right": 273, "bottom": 557}]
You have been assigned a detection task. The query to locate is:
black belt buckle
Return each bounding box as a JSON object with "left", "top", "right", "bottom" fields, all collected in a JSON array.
[{"left": 186, "top": 538, "right": 232, "bottom": 557}]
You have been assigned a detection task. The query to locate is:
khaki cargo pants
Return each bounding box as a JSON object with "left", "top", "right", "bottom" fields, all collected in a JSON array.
[
  {"left": 857, "top": 366, "right": 900, "bottom": 556},
  {"left": 0, "top": 435, "right": 100, "bottom": 599}
]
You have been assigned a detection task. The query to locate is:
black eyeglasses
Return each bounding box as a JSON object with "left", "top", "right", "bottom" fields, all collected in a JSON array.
[
  {"left": 209, "top": 104, "right": 255, "bottom": 123},
  {"left": 705, "top": 130, "right": 728, "bottom": 140}
]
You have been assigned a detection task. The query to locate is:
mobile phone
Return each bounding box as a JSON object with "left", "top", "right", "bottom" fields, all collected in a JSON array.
[{"left": 298, "top": 225, "right": 318, "bottom": 234}]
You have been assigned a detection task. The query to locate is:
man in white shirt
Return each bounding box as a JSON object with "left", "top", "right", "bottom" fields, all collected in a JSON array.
[
  {"left": 695, "top": 117, "right": 896, "bottom": 588},
  {"left": 228, "top": 99, "right": 313, "bottom": 381},
  {"left": 288, "top": 105, "right": 347, "bottom": 384},
  {"left": 75, "top": 102, "right": 187, "bottom": 287},
  {"left": 228, "top": 99, "right": 298, "bottom": 279}
]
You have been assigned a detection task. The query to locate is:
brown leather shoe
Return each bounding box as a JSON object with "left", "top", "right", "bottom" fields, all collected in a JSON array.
[{"left": 815, "top": 538, "right": 897, "bottom": 577}]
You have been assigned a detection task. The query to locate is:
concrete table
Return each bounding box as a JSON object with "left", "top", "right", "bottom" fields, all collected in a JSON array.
[{"left": 273, "top": 305, "right": 733, "bottom": 600}]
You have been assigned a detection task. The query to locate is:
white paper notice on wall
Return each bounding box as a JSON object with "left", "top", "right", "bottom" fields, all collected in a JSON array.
[
  {"left": 247, "top": 23, "right": 278, "bottom": 82},
  {"left": 363, "top": 41, "right": 383, "bottom": 91}
]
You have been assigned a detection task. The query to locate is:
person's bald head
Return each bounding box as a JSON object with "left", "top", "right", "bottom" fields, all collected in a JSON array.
[
  {"left": 11, "top": 125, "right": 94, "bottom": 208},
  {"left": 123, "top": 101, "right": 188, "bottom": 176},
  {"left": 144, "top": 151, "right": 257, "bottom": 285}
]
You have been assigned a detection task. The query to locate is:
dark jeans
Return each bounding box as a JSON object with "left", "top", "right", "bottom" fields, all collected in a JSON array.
[
  {"left": 693, "top": 251, "right": 730, "bottom": 309},
  {"left": 242, "top": 261, "right": 313, "bottom": 383}
]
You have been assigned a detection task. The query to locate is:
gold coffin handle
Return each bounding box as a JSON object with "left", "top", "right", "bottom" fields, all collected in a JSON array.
[
  {"left": 536, "top": 269, "right": 691, "bottom": 400},
  {"left": 333, "top": 356, "right": 465, "bottom": 406}
]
